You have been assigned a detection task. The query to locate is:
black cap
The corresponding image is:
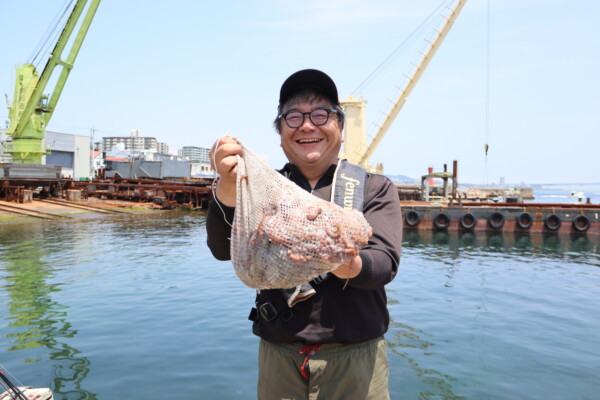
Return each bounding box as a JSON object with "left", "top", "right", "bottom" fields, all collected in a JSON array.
[{"left": 279, "top": 69, "right": 339, "bottom": 106}]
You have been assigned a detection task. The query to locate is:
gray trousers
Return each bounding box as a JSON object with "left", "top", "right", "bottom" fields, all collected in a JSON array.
[{"left": 257, "top": 336, "right": 390, "bottom": 400}]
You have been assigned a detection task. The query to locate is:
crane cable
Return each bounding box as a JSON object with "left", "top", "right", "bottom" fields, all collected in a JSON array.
[
  {"left": 483, "top": 0, "right": 491, "bottom": 186},
  {"left": 29, "top": 0, "right": 75, "bottom": 67},
  {"left": 351, "top": 0, "right": 452, "bottom": 96}
]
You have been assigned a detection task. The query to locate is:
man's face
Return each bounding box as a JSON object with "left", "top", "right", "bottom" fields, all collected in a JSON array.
[{"left": 279, "top": 99, "right": 343, "bottom": 171}]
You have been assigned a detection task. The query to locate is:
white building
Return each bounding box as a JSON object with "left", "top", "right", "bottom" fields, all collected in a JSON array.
[
  {"left": 102, "top": 130, "right": 159, "bottom": 153},
  {"left": 190, "top": 161, "right": 215, "bottom": 177},
  {"left": 157, "top": 142, "right": 170, "bottom": 154},
  {"left": 179, "top": 146, "right": 210, "bottom": 163}
]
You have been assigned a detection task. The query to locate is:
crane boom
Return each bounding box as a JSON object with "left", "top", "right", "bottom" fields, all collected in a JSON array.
[
  {"left": 6, "top": 0, "right": 100, "bottom": 164},
  {"left": 342, "top": 0, "right": 467, "bottom": 172}
]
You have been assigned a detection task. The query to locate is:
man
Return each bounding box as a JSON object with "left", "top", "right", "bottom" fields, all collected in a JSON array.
[{"left": 206, "top": 69, "right": 402, "bottom": 399}]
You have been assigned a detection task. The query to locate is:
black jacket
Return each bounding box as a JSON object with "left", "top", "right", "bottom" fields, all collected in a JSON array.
[{"left": 206, "top": 163, "right": 403, "bottom": 344}]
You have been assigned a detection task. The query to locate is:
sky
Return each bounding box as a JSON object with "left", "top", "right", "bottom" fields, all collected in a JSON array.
[{"left": 1, "top": 0, "right": 598, "bottom": 185}]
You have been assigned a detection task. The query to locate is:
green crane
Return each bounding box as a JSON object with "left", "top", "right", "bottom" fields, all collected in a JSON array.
[{"left": 6, "top": 0, "right": 100, "bottom": 164}]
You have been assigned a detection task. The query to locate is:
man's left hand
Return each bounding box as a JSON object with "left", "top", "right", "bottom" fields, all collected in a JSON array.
[{"left": 331, "top": 255, "right": 362, "bottom": 279}]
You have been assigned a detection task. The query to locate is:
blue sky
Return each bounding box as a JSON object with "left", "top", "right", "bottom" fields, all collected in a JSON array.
[{"left": 1, "top": 0, "right": 598, "bottom": 184}]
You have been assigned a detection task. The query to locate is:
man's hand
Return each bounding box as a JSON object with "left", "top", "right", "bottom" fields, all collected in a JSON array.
[
  {"left": 331, "top": 255, "right": 362, "bottom": 280},
  {"left": 209, "top": 135, "right": 242, "bottom": 207}
]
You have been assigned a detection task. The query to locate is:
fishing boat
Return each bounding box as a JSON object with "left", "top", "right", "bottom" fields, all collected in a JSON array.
[{"left": 0, "top": 366, "right": 53, "bottom": 400}]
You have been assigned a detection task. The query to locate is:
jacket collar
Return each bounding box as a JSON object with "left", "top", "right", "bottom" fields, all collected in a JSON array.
[{"left": 279, "top": 163, "right": 337, "bottom": 192}]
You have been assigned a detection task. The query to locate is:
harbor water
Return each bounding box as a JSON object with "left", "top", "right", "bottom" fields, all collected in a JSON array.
[
  {"left": 531, "top": 183, "right": 600, "bottom": 205},
  {"left": 1, "top": 205, "right": 600, "bottom": 399}
]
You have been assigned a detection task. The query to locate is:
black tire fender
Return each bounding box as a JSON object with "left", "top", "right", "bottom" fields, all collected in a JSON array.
[
  {"left": 488, "top": 212, "right": 505, "bottom": 229},
  {"left": 544, "top": 214, "right": 562, "bottom": 231},
  {"left": 405, "top": 210, "right": 420, "bottom": 227},
  {"left": 460, "top": 213, "right": 477, "bottom": 230},
  {"left": 572, "top": 215, "right": 590, "bottom": 232},
  {"left": 516, "top": 212, "right": 533, "bottom": 229},
  {"left": 433, "top": 212, "right": 451, "bottom": 230}
]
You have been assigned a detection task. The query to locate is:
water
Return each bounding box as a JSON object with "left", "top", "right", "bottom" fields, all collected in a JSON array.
[
  {"left": 1, "top": 212, "right": 599, "bottom": 400},
  {"left": 531, "top": 183, "right": 600, "bottom": 204}
]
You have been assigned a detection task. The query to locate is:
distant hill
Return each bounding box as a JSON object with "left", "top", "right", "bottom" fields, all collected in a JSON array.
[{"left": 385, "top": 174, "right": 418, "bottom": 184}]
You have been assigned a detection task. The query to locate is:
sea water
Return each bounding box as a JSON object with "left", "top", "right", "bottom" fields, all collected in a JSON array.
[
  {"left": 530, "top": 183, "right": 600, "bottom": 204},
  {"left": 1, "top": 210, "right": 599, "bottom": 400}
]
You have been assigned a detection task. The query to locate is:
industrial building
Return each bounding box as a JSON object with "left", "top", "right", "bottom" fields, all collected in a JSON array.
[
  {"left": 1, "top": 129, "right": 91, "bottom": 180},
  {"left": 46, "top": 130, "right": 91, "bottom": 179}
]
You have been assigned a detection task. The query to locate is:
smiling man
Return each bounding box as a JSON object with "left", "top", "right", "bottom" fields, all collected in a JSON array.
[{"left": 206, "top": 69, "right": 403, "bottom": 399}]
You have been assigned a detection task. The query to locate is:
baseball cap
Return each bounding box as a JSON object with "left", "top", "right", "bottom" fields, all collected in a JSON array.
[{"left": 278, "top": 69, "right": 339, "bottom": 106}]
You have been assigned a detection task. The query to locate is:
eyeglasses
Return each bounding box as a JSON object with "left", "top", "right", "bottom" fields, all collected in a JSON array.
[{"left": 278, "top": 109, "right": 338, "bottom": 129}]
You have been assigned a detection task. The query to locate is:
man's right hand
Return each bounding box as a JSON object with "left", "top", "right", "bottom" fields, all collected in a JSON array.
[{"left": 209, "top": 135, "right": 242, "bottom": 207}]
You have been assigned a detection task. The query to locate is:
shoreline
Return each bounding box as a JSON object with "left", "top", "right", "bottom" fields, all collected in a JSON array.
[{"left": 0, "top": 198, "right": 166, "bottom": 225}]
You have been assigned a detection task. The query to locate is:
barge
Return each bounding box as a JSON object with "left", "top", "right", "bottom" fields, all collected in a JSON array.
[
  {"left": 397, "top": 161, "right": 599, "bottom": 237},
  {"left": 402, "top": 201, "right": 600, "bottom": 236}
]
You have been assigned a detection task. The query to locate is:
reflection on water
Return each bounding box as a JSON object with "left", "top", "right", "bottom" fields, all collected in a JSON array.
[
  {"left": 389, "top": 230, "right": 600, "bottom": 399},
  {"left": 1, "top": 223, "right": 97, "bottom": 400},
  {"left": 387, "top": 320, "right": 466, "bottom": 400},
  {"left": 403, "top": 230, "right": 599, "bottom": 256},
  {"left": 2, "top": 213, "right": 213, "bottom": 400}
]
